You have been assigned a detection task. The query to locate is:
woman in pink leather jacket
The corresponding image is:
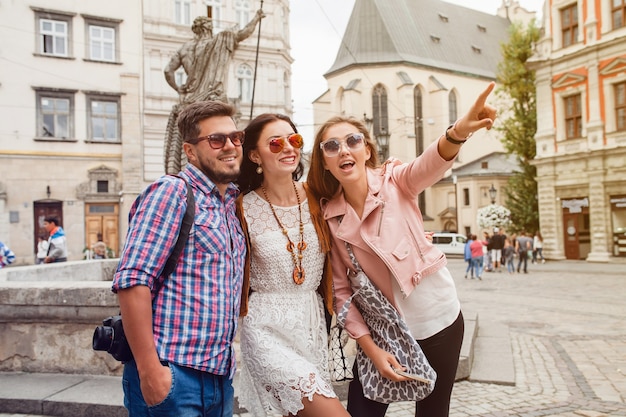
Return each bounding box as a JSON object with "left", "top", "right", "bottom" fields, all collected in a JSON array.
[{"left": 307, "top": 83, "right": 497, "bottom": 417}]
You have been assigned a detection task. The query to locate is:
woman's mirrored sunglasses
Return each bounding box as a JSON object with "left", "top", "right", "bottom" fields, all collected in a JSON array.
[
  {"left": 192, "top": 130, "right": 245, "bottom": 149},
  {"left": 268, "top": 133, "right": 304, "bottom": 153},
  {"left": 319, "top": 133, "right": 365, "bottom": 157}
]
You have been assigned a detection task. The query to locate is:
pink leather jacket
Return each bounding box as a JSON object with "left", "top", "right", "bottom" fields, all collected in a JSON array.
[{"left": 321, "top": 141, "right": 454, "bottom": 338}]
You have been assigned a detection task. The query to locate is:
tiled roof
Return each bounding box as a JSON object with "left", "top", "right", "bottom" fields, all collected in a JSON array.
[{"left": 326, "top": 0, "right": 511, "bottom": 78}]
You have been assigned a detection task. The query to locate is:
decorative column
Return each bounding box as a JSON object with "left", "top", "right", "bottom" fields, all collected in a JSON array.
[{"left": 586, "top": 155, "right": 611, "bottom": 262}]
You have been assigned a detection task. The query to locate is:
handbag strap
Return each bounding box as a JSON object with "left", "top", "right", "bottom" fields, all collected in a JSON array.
[
  {"left": 337, "top": 242, "right": 364, "bottom": 328},
  {"left": 344, "top": 241, "right": 362, "bottom": 272},
  {"left": 152, "top": 175, "right": 195, "bottom": 295}
]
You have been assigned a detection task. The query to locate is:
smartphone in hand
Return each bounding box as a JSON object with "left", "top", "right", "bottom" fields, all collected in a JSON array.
[{"left": 392, "top": 367, "right": 431, "bottom": 384}]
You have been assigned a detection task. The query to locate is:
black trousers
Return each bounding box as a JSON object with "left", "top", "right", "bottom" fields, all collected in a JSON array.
[{"left": 347, "top": 311, "right": 464, "bottom": 417}]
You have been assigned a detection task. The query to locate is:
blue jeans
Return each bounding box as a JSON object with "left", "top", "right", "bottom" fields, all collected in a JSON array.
[
  {"left": 472, "top": 256, "right": 484, "bottom": 277},
  {"left": 122, "top": 360, "right": 234, "bottom": 417}
]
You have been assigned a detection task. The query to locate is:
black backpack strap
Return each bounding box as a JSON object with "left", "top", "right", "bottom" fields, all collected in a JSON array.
[{"left": 154, "top": 175, "right": 195, "bottom": 293}]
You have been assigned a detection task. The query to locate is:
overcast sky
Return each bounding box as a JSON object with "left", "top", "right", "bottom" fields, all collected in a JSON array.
[{"left": 289, "top": 0, "right": 545, "bottom": 143}]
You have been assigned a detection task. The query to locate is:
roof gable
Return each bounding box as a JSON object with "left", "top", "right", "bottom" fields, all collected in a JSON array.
[{"left": 326, "top": 0, "right": 511, "bottom": 79}]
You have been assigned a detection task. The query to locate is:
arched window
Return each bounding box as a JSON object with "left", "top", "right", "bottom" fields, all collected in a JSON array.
[
  {"left": 372, "top": 84, "right": 388, "bottom": 135},
  {"left": 237, "top": 64, "right": 253, "bottom": 103},
  {"left": 372, "top": 84, "right": 389, "bottom": 159},
  {"left": 449, "top": 90, "right": 458, "bottom": 124}
]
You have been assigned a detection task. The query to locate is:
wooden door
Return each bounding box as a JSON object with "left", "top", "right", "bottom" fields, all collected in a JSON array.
[
  {"left": 563, "top": 212, "right": 580, "bottom": 260},
  {"left": 85, "top": 203, "right": 119, "bottom": 257}
]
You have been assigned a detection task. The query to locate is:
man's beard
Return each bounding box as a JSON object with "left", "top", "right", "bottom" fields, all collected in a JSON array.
[{"left": 195, "top": 159, "right": 240, "bottom": 187}]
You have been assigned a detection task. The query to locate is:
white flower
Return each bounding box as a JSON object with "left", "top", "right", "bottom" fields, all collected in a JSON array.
[{"left": 477, "top": 204, "right": 512, "bottom": 229}]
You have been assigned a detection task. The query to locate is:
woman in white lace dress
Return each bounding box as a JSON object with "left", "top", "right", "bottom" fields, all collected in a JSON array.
[{"left": 235, "top": 113, "right": 350, "bottom": 417}]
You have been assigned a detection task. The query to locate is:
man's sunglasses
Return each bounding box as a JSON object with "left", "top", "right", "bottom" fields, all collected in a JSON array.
[
  {"left": 191, "top": 130, "right": 245, "bottom": 149},
  {"left": 319, "top": 133, "right": 365, "bottom": 157},
  {"left": 268, "top": 133, "right": 304, "bottom": 153}
]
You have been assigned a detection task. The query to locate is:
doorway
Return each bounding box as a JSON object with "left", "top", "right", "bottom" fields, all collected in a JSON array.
[
  {"left": 562, "top": 208, "right": 590, "bottom": 260},
  {"left": 85, "top": 203, "right": 119, "bottom": 257},
  {"left": 33, "top": 200, "right": 63, "bottom": 253}
]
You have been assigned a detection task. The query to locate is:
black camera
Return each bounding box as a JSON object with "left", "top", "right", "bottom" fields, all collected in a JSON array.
[{"left": 92, "top": 315, "right": 133, "bottom": 362}]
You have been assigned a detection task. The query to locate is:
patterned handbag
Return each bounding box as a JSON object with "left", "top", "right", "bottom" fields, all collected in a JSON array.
[
  {"left": 337, "top": 243, "right": 436, "bottom": 404},
  {"left": 328, "top": 316, "right": 355, "bottom": 383}
]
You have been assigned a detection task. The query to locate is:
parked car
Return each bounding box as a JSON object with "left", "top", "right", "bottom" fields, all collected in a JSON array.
[{"left": 431, "top": 232, "right": 467, "bottom": 256}]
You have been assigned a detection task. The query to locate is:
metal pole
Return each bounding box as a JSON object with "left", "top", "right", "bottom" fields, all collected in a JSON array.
[{"left": 249, "top": 0, "right": 263, "bottom": 120}]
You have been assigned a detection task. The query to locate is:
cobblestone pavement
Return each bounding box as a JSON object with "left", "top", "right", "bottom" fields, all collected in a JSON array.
[{"left": 237, "top": 258, "right": 626, "bottom": 417}]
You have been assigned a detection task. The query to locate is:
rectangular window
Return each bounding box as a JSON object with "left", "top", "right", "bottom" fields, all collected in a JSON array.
[
  {"left": 616, "top": 82, "right": 626, "bottom": 131},
  {"left": 613, "top": 0, "right": 626, "bottom": 29},
  {"left": 89, "top": 25, "right": 115, "bottom": 61},
  {"left": 564, "top": 94, "right": 582, "bottom": 139},
  {"left": 235, "top": 0, "right": 251, "bottom": 28},
  {"left": 88, "top": 96, "right": 120, "bottom": 141},
  {"left": 39, "top": 18, "right": 68, "bottom": 56},
  {"left": 175, "top": 0, "right": 191, "bottom": 25},
  {"left": 561, "top": 4, "right": 578, "bottom": 47},
  {"left": 97, "top": 181, "right": 109, "bottom": 193},
  {"left": 463, "top": 188, "right": 470, "bottom": 206},
  {"left": 206, "top": 0, "right": 222, "bottom": 28},
  {"left": 36, "top": 90, "right": 74, "bottom": 139}
]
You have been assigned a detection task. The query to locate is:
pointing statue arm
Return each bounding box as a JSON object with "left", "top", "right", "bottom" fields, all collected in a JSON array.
[{"left": 235, "top": 9, "right": 265, "bottom": 42}]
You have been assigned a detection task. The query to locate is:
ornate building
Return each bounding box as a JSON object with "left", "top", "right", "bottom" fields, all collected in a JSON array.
[{"left": 529, "top": 0, "right": 626, "bottom": 261}]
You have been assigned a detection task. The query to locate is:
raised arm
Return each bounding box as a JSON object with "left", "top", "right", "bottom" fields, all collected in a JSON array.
[
  {"left": 236, "top": 9, "right": 265, "bottom": 42},
  {"left": 438, "top": 82, "right": 497, "bottom": 161}
]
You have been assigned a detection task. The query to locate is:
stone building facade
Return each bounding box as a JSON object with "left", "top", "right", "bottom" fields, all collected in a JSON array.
[
  {"left": 0, "top": 0, "right": 293, "bottom": 264},
  {"left": 529, "top": 0, "right": 626, "bottom": 261}
]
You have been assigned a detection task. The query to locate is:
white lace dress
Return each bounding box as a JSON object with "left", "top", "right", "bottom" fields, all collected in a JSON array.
[{"left": 238, "top": 191, "right": 336, "bottom": 416}]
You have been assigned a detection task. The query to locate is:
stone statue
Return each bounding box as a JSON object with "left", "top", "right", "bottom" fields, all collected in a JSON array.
[{"left": 163, "top": 10, "right": 265, "bottom": 174}]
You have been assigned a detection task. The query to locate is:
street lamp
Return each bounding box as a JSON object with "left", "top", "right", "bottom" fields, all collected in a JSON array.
[
  {"left": 363, "top": 113, "right": 373, "bottom": 133},
  {"left": 489, "top": 184, "right": 497, "bottom": 204},
  {"left": 376, "top": 127, "right": 390, "bottom": 160}
]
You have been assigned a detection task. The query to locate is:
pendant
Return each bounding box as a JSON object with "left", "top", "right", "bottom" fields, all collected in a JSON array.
[{"left": 292, "top": 266, "right": 305, "bottom": 285}]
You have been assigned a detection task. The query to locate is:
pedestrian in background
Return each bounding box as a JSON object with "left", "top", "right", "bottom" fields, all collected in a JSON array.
[
  {"left": 112, "top": 101, "right": 247, "bottom": 416},
  {"left": 307, "top": 82, "right": 497, "bottom": 417},
  {"left": 235, "top": 113, "right": 348, "bottom": 416},
  {"left": 516, "top": 231, "right": 533, "bottom": 274},
  {"left": 483, "top": 231, "right": 493, "bottom": 272},
  {"left": 490, "top": 228, "right": 506, "bottom": 272},
  {"left": 470, "top": 234, "right": 488, "bottom": 280},
  {"left": 503, "top": 238, "right": 516, "bottom": 275},
  {"left": 1, "top": 240, "right": 15, "bottom": 268},
  {"left": 36, "top": 235, "right": 48, "bottom": 264},
  {"left": 464, "top": 234, "right": 474, "bottom": 279},
  {"left": 533, "top": 231, "right": 545, "bottom": 264},
  {"left": 43, "top": 217, "right": 67, "bottom": 263}
]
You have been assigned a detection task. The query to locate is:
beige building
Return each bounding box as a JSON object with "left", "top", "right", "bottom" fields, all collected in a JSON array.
[
  {"left": 529, "top": 0, "right": 626, "bottom": 261},
  {"left": 312, "top": 0, "right": 534, "bottom": 235},
  {"left": 0, "top": 0, "right": 293, "bottom": 264},
  {"left": 0, "top": 0, "right": 143, "bottom": 264}
]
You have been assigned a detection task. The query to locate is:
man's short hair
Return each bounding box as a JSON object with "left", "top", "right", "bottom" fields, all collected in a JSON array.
[
  {"left": 177, "top": 101, "right": 235, "bottom": 143},
  {"left": 44, "top": 216, "right": 59, "bottom": 226}
]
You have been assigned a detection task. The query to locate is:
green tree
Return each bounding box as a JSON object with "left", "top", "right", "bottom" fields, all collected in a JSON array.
[{"left": 496, "top": 20, "right": 541, "bottom": 234}]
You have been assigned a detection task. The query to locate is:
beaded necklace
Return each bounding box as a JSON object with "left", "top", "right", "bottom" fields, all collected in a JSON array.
[{"left": 261, "top": 181, "right": 307, "bottom": 285}]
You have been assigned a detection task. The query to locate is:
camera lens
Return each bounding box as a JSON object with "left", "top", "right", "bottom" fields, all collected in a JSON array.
[{"left": 92, "top": 326, "right": 114, "bottom": 351}]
